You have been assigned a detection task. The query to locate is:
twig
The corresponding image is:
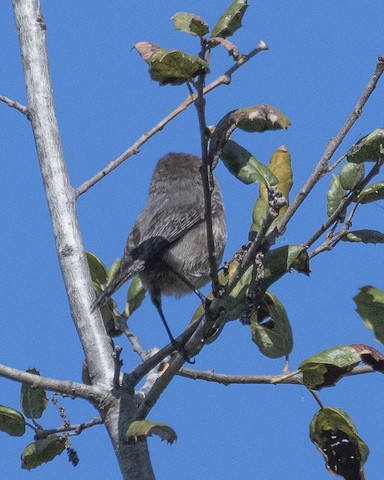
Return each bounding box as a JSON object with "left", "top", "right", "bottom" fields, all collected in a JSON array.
[
  {"left": 0, "top": 363, "right": 104, "bottom": 401},
  {"left": 309, "top": 203, "right": 359, "bottom": 259},
  {"left": 193, "top": 39, "right": 220, "bottom": 294},
  {"left": 0, "top": 94, "right": 29, "bottom": 116},
  {"left": 177, "top": 364, "right": 374, "bottom": 385},
  {"left": 36, "top": 417, "right": 103, "bottom": 439},
  {"left": 75, "top": 41, "right": 268, "bottom": 198},
  {"left": 118, "top": 318, "right": 147, "bottom": 361},
  {"left": 309, "top": 389, "right": 325, "bottom": 409},
  {"left": 269, "top": 56, "right": 384, "bottom": 244},
  {"left": 112, "top": 346, "right": 123, "bottom": 388}
]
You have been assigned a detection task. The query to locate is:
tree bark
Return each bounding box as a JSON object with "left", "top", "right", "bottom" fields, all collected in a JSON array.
[{"left": 12, "top": 1, "right": 154, "bottom": 478}]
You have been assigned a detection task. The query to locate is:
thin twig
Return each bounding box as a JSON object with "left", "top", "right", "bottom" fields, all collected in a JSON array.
[
  {"left": 112, "top": 346, "right": 123, "bottom": 388},
  {"left": 269, "top": 56, "right": 384, "bottom": 244},
  {"left": 115, "top": 314, "right": 148, "bottom": 361},
  {"left": 177, "top": 364, "right": 373, "bottom": 385},
  {"left": 36, "top": 417, "right": 103, "bottom": 439},
  {"left": 75, "top": 41, "right": 268, "bottom": 198},
  {"left": 0, "top": 94, "right": 29, "bottom": 116},
  {"left": 309, "top": 389, "right": 325, "bottom": 409},
  {"left": 193, "top": 38, "right": 220, "bottom": 294}
]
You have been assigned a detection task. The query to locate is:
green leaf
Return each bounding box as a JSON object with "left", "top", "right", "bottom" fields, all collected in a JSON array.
[
  {"left": 135, "top": 42, "right": 208, "bottom": 85},
  {"left": 127, "top": 420, "right": 177, "bottom": 445},
  {"left": 235, "top": 105, "right": 291, "bottom": 132},
  {"left": 21, "top": 369, "right": 49, "bottom": 419},
  {"left": 346, "top": 128, "right": 384, "bottom": 163},
  {"left": 250, "top": 291, "right": 293, "bottom": 358},
  {"left": 107, "top": 258, "right": 122, "bottom": 284},
  {"left": 356, "top": 181, "right": 384, "bottom": 204},
  {"left": 326, "top": 175, "right": 346, "bottom": 220},
  {"left": 86, "top": 252, "right": 108, "bottom": 286},
  {"left": 211, "top": 0, "right": 248, "bottom": 39},
  {"left": 342, "top": 229, "right": 384, "bottom": 244},
  {"left": 339, "top": 162, "right": 365, "bottom": 190},
  {"left": 220, "top": 140, "right": 278, "bottom": 186},
  {"left": 216, "top": 245, "right": 309, "bottom": 323},
  {"left": 299, "top": 346, "right": 361, "bottom": 390},
  {"left": 0, "top": 405, "right": 25, "bottom": 437},
  {"left": 21, "top": 435, "right": 65, "bottom": 470},
  {"left": 310, "top": 407, "right": 369, "bottom": 479},
  {"left": 250, "top": 145, "right": 292, "bottom": 235},
  {"left": 125, "top": 276, "right": 146, "bottom": 318},
  {"left": 354, "top": 286, "right": 384, "bottom": 345},
  {"left": 171, "top": 12, "right": 209, "bottom": 37}
]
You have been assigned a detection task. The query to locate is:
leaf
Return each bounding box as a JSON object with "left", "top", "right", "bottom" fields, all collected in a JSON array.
[
  {"left": 216, "top": 245, "right": 309, "bottom": 323},
  {"left": 209, "top": 37, "right": 241, "bottom": 60},
  {"left": 135, "top": 42, "right": 208, "bottom": 85},
  {"left": 326, "top": 175, "right": 346, "bottom": 220},
  {"left": 351, "top": 343, "right": 384, "bottom": 372},
  {"left": 171, "top": 12, "right": 209, "bottom": 37},
  {"left": 21, "top": 369, "right": 49, "bottom": 419},
  {"left": 125, "top": 275, "right": 146, "bottom": 318},
  {"left": 310, "top": 407, "right": 369, "bottom": 479},
  {"left": 251, "top": 145, "right": 292, "bottom": 235},
  {"left": 339, "top": 162, "right": 365, "bottom": 190},
  {"left": 211, "top": 0, "right": 248, "bottom": 39},
  {"left": 250, "top": 291, "right": 293, "bottom": 358},
  {"left": 107, "top": 258, "right": 122, "bottom": 284},
  {"left": 210, "top": 105, "right": 291, "bottom": 163},
  {"left": 127, "top": 420, "right": 177, "bottom": 445},
  {"left": 229, "top": 105, "right": 291, "bottom": 132},
  {"left": 356, "top": 181, "right": 384, "bottom": 204},
  {"left": 354, "top": 286, "right": 384, "bottom": 345},
  {"left": 342, "top": 229, "right": 384, "bottom": 244},
  {"left": 299, "top": 346, "right": 362, "bottom": 390},
  {"left": 220, "top": 140, "right": 278, "bottom": 186},
  {"left": 21, "top": 435, "right": 65, "bottom": 470},
  {"left": 86, "top": 252, "right": 108, "bottom": 286},
  {"left": 346, "top": 128, "right": 384, "bottom": 163},
  {"left": 0, "top": 405, "right": 25, "bottom": 437}
]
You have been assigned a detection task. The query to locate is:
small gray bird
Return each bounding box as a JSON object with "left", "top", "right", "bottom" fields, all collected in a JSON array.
[{"left": 94, "top": 153, "right": 227, "bottom": 351}]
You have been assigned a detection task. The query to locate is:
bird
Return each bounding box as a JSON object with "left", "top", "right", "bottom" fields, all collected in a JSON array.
[{"left": 93, "top": 152, "right": 227, "bottom": 357}]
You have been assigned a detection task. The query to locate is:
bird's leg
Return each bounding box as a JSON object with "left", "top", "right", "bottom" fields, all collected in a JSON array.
[{"left": 154, "top": 305, "right": 195, "bottom": 365}]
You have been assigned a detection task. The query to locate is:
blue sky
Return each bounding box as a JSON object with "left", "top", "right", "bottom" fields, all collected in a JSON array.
[{"left": 1, "top": 1, "right": 384, "bottom": 479}]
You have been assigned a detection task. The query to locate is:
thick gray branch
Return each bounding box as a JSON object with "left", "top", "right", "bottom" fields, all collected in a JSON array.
[
  {"left": 12, "top": 0, "right": 114, "bottom": 387},
  {"left": 12, "top": 2, "right": 154, "bottom": 478}
]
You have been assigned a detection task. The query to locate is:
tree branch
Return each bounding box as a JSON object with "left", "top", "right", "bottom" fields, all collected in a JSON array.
[
  {"left": 269, "top": 56, "right": 384, "bottom": 243},
  {"left": 36, "top": 417, "right": 103, "bottom": 439},
  {"left": 0, "top": 363, "right": 103, "bottom": 401},
  {"left": 0, "top": 94, "right": 29, "bottom": 116},
  {"left": 177, "top": 364, "right": 374, "bottom": 385},
  {"left": 75, "top": 40, "right": 268, "bottom": 198}
]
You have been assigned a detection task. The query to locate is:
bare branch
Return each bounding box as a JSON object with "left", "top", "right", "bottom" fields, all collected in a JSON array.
[
  {"left": 0, "top": 362, "right": 103, "bottom": 401},
  {"left": 269, "top": 56, "right": 384, "bottom": 243},
  {"left": 0, "top": 94, "right": 29, "bottom": 116},
  {"left": 177, "top": 364, "right": 374, "bottom": 385},
  {"left": 75, "top": 40, "right": 268, "bottom": 198},
  {"left": 36, "top": 417, "right": 103, "bottom": 439},
  {"left": 113, "top": 346, "right": 123, "bottom": 388}
]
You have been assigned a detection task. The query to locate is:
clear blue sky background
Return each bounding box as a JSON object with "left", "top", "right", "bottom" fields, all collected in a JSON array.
[{"left": 1, "top": 1, "right": 384, "bottom": 479}]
